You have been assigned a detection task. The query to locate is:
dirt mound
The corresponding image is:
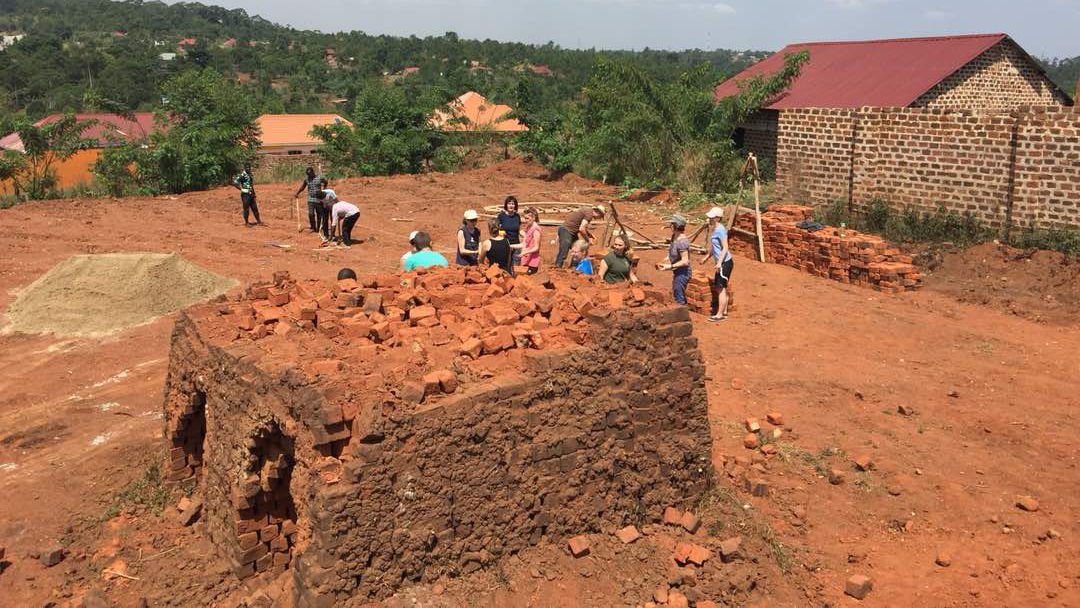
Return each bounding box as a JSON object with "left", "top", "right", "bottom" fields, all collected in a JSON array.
[
  {"left": 4, "top": 253, "right": 237, "bottom": 337},
  {"left": 922, "top": 242, "right": 1080, "bottom": 324}
]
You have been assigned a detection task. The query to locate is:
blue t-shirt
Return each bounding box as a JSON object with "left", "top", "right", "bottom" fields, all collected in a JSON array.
[
  {"left": 710, "top": 225, "right": 733, "bottom": 263},
  {"left": 404, "top": 250, "right": 449, "bottom": 271},
  {"left": 575, "top": 258, "right": 594, "bottom": 275}
]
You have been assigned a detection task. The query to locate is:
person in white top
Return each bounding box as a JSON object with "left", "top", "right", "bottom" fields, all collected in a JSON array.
[
  {"left": 315, "top": 185, "right": 338, "bottom": 244},
  {"left": 329, "top": 200, "right": 360, "bottom": 247}
]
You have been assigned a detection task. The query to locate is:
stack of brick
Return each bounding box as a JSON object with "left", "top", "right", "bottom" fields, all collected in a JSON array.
[
  {"left": 732, "top": 204, "right": 922, "bottom": 294},
  {"left": 163, "top": 265, "right": 712, "bottom": 602}
]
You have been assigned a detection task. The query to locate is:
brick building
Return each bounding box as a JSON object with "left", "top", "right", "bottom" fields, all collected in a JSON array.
[{"left": 716, "top": 34, "right": 1072, "bottom": 169}]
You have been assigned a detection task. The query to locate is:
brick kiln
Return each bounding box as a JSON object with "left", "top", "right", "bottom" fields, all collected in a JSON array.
[{"left": 161, "top": 266, "right": 712, "bottom": 605}]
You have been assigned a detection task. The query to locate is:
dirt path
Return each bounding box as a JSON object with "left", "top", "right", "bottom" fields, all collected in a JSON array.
[{"left": 0, "top": 161, "right": 1076, "bottom": 607}]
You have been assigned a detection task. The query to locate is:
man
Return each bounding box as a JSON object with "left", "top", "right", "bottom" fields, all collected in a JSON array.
[
  {"left": 403, "top": 232, "right": 449, "bottom": 271},
  {"left": 293, "top": 167, "right": 323, "bottom": 233},
  {"left": 232, "top": 163, "right": 261, "bottom": 225},
  {"left": 555, "top": 205, "right": 605, "bottom": 268},
  {"left": 315, "top": 185, "right": 338, "bottom": 244},
  {"left": 701, "top": 206, "right": 734, "bottom": 321},
  {"left": 325, "top": 195, "right": 360, "bottom": 247}
]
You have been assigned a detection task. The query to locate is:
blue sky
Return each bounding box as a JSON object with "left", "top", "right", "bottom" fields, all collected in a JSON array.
[{"left": 177, "top": 0, "right": 1079, "bottom": 57}]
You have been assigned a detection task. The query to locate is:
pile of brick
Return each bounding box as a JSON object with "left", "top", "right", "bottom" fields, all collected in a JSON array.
[
  {"left": 210, "top": 265, "right": 658, "bottom": 407},
  {"left": 733, "top": 204, "right": 922, "bottom": 293}
]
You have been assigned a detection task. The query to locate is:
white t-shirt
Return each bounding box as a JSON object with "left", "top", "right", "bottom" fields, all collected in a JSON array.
[{"left": 331, "top": 201, "right": 359, "bottom": 221}]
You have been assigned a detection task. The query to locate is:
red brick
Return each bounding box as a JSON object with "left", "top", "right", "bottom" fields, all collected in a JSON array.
[
  {"left": 766, "top": 412, "right": 784, "bottom": 426},
  {"left": 686, "top": 543, "right": 711, "bottom": 566},
  {"left": 630, "top": 287, "right": 646, "bottom": 303},
  {"left": 422, "top": 372, "right": 443, "bottom": 396},
  {"left": 435, "top": 369, "right": 458, "bottom": 393},
  {"left": 238, "top": 532, "right": 260, "bottom": 551},
  {"left": 844, "top": 574, "right": 873, "bottom": 600},
  {"left": 743, "top": 433, "right": 760, "bottom": 450},
  {"left": 615, "top": 525, "right": 641, "bottom": 544},
  {"left": 667, "top": 589, "right": 689, "bottom": 608},
  {"left": 745, "top": 418, "right": 761, "bottom": 432},
  {"left": 409, "top": 305, "right": 437, "bottom": 325},
  {"left": 663, "top": 506, "right": 683, "bottom": 526},
  {"left": 853, "top": 454, "right": 874, "bottom": 471},
  {"left": 310, "top": 359, "right": 343, "bottom": 377},
  {"left": 567, "top": 535, "right": 590, "bottom": 557},
  {"left": 482, "top": 327, "right": 515, "bottom": 354},
  {"left": 607, "top": 291, "right": 624, "bottom": 309},
  {"left": 459, "top": 337, "right": 484, "bottom": 359},
  {"left": 719, "top": 536, "right": 742, "bottom": 562},
  {"left": 337, "top": 278, "right": 358, "bottom": 292},
  {"left": 482, "top": 304, "right": 520, "bottom": 327},
  {"left": 673, "top": 542, "right": 694, "bottom": 565},
  {"left": 679, "top": 511, "right": 701, "bottom": 534}
]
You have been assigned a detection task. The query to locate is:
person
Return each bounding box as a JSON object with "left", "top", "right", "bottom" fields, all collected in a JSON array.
[
  {"left": 319, "top": 192, "right": 360, "bottom": 247},
  {"left": 293, "top": 166, "right": 323, "bottom": 233},
  {"left": 455, "top": 209, "right": 482, "bottom": 266},
  {"left": 315, "top": 185, "right": 338, "bottom": 244},
  {"left": 569, "top": 240, "right": 593, "bottom": 275},
  {"left": 337, "top": 268, "right": 357, "bottom": 281},
  {"left": 497, "top": 196, "right": 523, "bottom": 267},
  {"left": 701, "top": 206, "right": 734, "bottom": 321},
  {"left": 480, "top": 218, "right": 514, "bottom": 275},
  {"left": 598, "top": 234, "right": 638, "bottom": 284},
  {"left": 232, "top": 163, "right": 261, "bottom": 226},
  {"left": 656, "top": 214, "right": 691, "bottom": 305},
  {"left": 400, "top": 231, "right": 420, "bottom": 271},
  {"left": 520, "top": 207, "right": 542, "bottom": 275},
  {"left": 555, "top": 205, "right": 605, "bottom": 267},
  {"left": 404, "top": 231, "right": 449, "bottom": 271}
]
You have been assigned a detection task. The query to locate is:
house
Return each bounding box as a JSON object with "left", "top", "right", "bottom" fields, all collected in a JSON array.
[
  {"left": 159, "top": 52, "right": 177, "bottom": 61},
  {"left": 177, "top": 38, "right": 197, "bottom": 52},
  {"left": 429, "top": 92, "right": 528, "bottom": 133},
  {"left": 222, "top": 38, "right": 237, "bottom": 49},
  {"left": 715, "top": 33, "right": 1073, "bottom": 168},
  {"left": 0, "top": 33, "right": 25, "bottom": 50},
  {"left": 0, "top": 113, "right": 156, "bottom": 195},
  {"left": 255, "top": 114, "right": 352, "bottom": 156}
]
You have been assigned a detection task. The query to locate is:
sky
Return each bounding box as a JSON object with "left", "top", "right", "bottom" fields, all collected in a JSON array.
[{"left": 172, "top": 0, "right": 1079, "bottom": 58}]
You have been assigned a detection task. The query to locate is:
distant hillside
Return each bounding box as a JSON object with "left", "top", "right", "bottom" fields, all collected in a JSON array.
[{"left": 0, "top": 0, "right": 769, "bottom": 120}]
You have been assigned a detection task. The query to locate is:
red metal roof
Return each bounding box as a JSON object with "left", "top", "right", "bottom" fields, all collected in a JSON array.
[
  {"left": 0, "top": 113, "right": 157, "bottom": 152},
  {"left": 714, "top": 33, "right": 1010, "bottom": 109}
]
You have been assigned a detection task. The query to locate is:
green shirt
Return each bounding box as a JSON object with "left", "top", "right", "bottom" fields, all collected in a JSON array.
[
  {"left": 601, "top": 251, "right": 632, "bottom": 283},
  {"left": 235, "top": 171, "right": 254, "bottom": 193},
  {"left": 403, "top": 250, "right": 449, "bottom": 271}
]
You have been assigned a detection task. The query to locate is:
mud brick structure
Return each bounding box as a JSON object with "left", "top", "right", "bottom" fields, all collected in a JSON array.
[
  {"left": 776, "top": 106, "right": 1080, "bottom": 231},
  {"left": 683, "top": 205, "right": 920, "bottom": 315},
  {"left": 161, "top": 267, "right": 712, "bottom": 604}
]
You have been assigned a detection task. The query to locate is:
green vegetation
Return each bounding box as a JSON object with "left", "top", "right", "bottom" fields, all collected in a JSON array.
[
  {"left": 102, "top": 462, "right": 171, "bottom": 520},
  {"left": 816, "top": 198, "right": 1080, "bottom": 256},
  {"left": 2, "top": 112, "right": 95, "bottom": 198}
]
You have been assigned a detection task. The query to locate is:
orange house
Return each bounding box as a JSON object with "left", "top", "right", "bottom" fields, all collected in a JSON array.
[
  {"left": 429, "top": 92, "right": 528, "bottom": 133},
  {"left": 0, "top": 112, "right": 156, "bottom": 196}
]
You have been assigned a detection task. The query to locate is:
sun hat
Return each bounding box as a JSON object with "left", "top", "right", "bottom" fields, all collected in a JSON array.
[
  {"left": 666, "top": 214, "right": 688, "bottom": 228},
  {"left": 593, "top": 204, "right": 606, "bottom": 215},
  {"left": 706, "top": 206, "right": 725, "bottom": 219},
  {"left": 463, "top": 209, "right": 479, "bottom": 220}
]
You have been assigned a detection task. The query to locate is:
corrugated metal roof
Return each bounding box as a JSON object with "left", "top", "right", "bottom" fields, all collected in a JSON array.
[
  {"left": 714, "top": 33, "right": 1011, "bottom": 109},
  {"left": 0, "top": 112, "right": 156, "bottom": 152},
  {"left": 256, "top": 114, "right": 352, "bottom": 148}
]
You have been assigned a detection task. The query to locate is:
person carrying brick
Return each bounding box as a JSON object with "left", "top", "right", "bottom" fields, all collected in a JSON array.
[
  {"left": 403, "top": 232, "right": 449, "bottom": 271},
  {"left": 656, "top": 214, "right": 691, "bottom": 305},
  {"left": 555, "top": 205, "right": 605, "bottom": 267},
  {"left": 231, "top": 163, "right": 262, "bottom": 226},
  {"left": 701, "top": 206, "right": 734, "bottom": 321}
]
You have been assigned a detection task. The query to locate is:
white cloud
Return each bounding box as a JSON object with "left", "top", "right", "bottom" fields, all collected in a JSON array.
[
  {"left": 825, "top": 0, "right": 891, "bottom": 9},
  {"left": 677, "top": 1, "right": 736, "bottom": 12},
  {"left": 923, "top": 8, "right": 948, "bottom": 20}
]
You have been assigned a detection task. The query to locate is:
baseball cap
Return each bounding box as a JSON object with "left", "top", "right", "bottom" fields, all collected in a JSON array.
[
  {"left": 666, "top": 214, "right": 688, "bottom": 228},
  {"left": 408, "top": 231, "right": 419, "bottom": 242},
  {"left": 706, "top": 206, "right": 725, "bottom": 219},
  {"left": 463, "top": 209, "right": 479, "bottom": 220},
  {"left": 594, "top": 204, "right": 606, "bottom": 215}
]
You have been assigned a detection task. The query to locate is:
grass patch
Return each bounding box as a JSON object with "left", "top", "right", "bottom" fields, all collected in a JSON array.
[
  {"left": 695, "top": 484, "right": 796, "bottom": 574},
  {"left": 102, "top": 463, "right": 171, "bottom": 520}
]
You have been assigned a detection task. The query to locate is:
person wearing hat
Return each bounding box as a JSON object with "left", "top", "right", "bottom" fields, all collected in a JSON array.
[
  {"left": 555, "top": 204, "right": 606, "bottom": 268},
  {"left": 456, "top": 209, "right": 482, "bottom": 266},
  {"left": 403, "top": 232, "right": 449, "bottom": 271},
  {"left": 656, "top": 214, "right": 692, "bottom": 305},
  {"left": 701, "top": 206, "right": 734, "bottom": 321},
  {"left": 401, "top": 231, "right": 420, "bottom": 271}
]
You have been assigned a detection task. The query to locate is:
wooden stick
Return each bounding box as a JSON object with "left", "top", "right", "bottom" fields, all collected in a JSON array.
[
  {"left": 104, "top": 569, "right": 141, "bottom": 581},
  {"left": 749, "top": 154, "right": 766, "bottom": 262},
  {"left": 295, "top": 197, "right": 303, "bottom": 233}
]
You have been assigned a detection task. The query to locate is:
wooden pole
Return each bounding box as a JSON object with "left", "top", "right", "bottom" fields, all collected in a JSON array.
[{"left": 749, "top": 154, "right": 766, "bottom": 263}]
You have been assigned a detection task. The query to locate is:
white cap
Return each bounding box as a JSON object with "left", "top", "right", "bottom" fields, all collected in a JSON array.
[
  {"left": 463, "top": 209, "right": 479, "bottom": 220},
  {"left": 408, "top": 231, "right": 419, "bottom": 241},
  {"left": 706, "top": 206, "right": 725, "bottom": 219},
  {"left": 594, "top": 204, "right": 606, "bottom": 215}
]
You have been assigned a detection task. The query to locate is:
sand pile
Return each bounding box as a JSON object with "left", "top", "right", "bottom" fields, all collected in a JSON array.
[{"left": 5, "top": 253, "right": 237, "bottom": 337}]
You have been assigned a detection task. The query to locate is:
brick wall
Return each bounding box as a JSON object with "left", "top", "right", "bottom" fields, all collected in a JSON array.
[
  {"left": 163, "top": 269, "right": 712, "bottom": 603},
  {"left": 738, "top": 110, "right": 779, "bottom": 170},
  {"left": 775, "top": 106, "right": 1080, "bottom": 230},
  {"left": 915, "top": 40, "right": 1071, "bottom": 111}
]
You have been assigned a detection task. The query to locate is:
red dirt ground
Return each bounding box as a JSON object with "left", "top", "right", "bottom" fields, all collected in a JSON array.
[{"left": 0, "top": 159, "right": 1077, "bottom": 607}]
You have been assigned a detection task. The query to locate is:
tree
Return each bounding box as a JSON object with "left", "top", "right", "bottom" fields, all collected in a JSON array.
[
  {"left": 136, "top": 68, "right": 259, "bottom": 193},
  {"left": 6, "top": 113, "right": 96, "bottom": 199},
  {"left": 311, "top": 81, "right": 445, "bottom": 177}
]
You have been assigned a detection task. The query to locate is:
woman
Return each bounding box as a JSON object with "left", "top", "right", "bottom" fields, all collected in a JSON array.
[
  {"left": 700, "top": 206, "right": 734, "bottom": 321},
  {"left": 400, "top": 231, "right": 420, "bottom": 271},
  {"left": 497, "top": 196, "right": 523, "bottom": 267},
  {"left": 656, "top": 214, "right": 691, "bottom": 304},
  {"left": 570, "top": 240, "right": 593, "bottom": 275},
  {"left": 480, "top": 218, "right": 514, "bottom": 275},
  {"left": 455, "top": 209, "right": 481, "bottom": 266},
  {"left": 520, "top": 207, "right": 543, "bottom": 275},
  {"left": 598, "top": 234, "right": 638, "bottom": 284}
]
